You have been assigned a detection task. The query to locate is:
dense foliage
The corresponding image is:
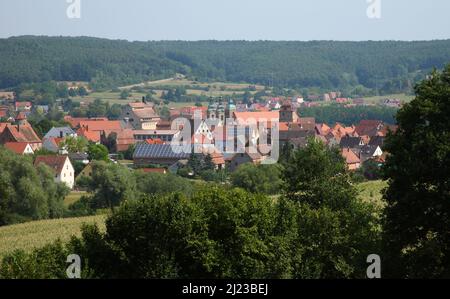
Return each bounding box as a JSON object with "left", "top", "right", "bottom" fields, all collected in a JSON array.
[
  {"left": 1, "top": 37, "right": 449, "bottom": 93},
  {"left": 0, "top": 148, "right": 69, "bottom": 225},
  {"left": 0, "top": 141, "right": 379, "bottom": 278},
  {"left": 231, "top": 163, "right": 283, "bottom": 195},
  {"left": 382, "top": 65, "right": 450, "bottom": 278}
]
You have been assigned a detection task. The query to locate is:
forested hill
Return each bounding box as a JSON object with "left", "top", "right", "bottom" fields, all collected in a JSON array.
[{"left": 1, "top": 36, "right": 449, "bottom": 93}]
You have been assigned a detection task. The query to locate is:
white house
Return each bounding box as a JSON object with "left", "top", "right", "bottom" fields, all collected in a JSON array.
[{"left": 34, "top": 155, "right": 75, "bottom": 189}]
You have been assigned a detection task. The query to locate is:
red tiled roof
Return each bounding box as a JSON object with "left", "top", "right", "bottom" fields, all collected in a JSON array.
[
  {"left": 79, "top": 120, "right": 123, "bottom": 132},
  {"left": 140, "top": 168, "right": 167, "bottom": 174},
  {"left": 0, "top": 122, "right": 41, "bottom": 143},
  {"left": 76, "top": 127, "right": 101, "bottom": 143},
  {"left": 4, "top": 142, "right": 31, "bottom": 154},
  {"left": 145, "top": 138, "right": 164, "bottom": 144},
  {"left": 342, "top": 148, "right": 360, "bottom": 164},
  {"left": 16, "top": 112, "right": 27, "bottom": 120},
  {"left": 15, "top": 101, "right": 32, "bottom": 108},
  {"left": 34, "top": 155, "right": 69, "bottom": 174},
  {"left": 64, "top": 116, "right": 108, "bottom": 128},
  {"left": 233, "top": 111, "right": 279, "bottom": 124}
]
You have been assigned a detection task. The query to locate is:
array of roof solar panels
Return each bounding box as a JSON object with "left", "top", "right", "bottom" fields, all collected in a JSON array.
[{"left": 133, "top": 144, "right": 191, "bottom": 159}]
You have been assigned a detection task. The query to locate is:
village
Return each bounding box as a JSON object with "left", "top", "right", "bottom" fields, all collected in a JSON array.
[{"left": 0, "top": 89, "right": 396, "bottom": 190}]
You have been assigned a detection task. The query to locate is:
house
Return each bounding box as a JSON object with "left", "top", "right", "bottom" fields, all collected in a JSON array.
[
  {"left": 358, "top": 145, "right": 383, "bottom": 163},
  {"left": 69, "top": 152, "right": 90, "bottom": 165},
  {"left": 335, "top": 97, "right": 350, "bottom": 104},
  {"left": 383, "top": 98, "right": 402, "bottom": 108},
  {"left": 0, "top": 106, "right": 8, "bottom": 119},
  {"left": 34, "top": 155, "right": 75, "bottom": 189},
  {"left": 0, "top": 116, "right": 42, "bottom": 150},
  {"left": 76, "top": 163, "right": 93, "bottom": 181},
  {"left": 233, "top": 111, "right": 280, "bottom": 125},
  {"left": 341, "top": 148, "right": 361, "bottom": 171},
  {"left": 109, "top": 129, "right": 136, "bottom": 152},
  {"left": 15, "top": 101, "right": 32, "bottom": 112},
  {"left": 368, "top": 136, "right": 385, "bottom": 148},
  {"left": 42, "top": 137, "right": 64, "bottom": 153},
  {"left": 4, "top": 142, "right": 34, "bottom": 155},
  {"left": 133, "top": 143, "right": 191, "bottom": 166},
  {"left": 139, "top": 168, "right": 168, "bottom": 174},
  {"left": 76, "top": 126, "right": 101, "bottom": 143},
  {"left": 297, "top": 117, "right": 316, "bottom": 131},
  {"left": 64, "top": 116, "right": 108, "bottom": 129},
  {"left": 78, "top": 120, "right": 124, "bottom": 133},
  {"left": 0, "top": 91, "right": 15, "bottom": 101},
  {"left": 355, "top": 120, "right": 384, "bottom": 136},
  {"left": 133, "top": 129, "right": 180, "bottom": 143},
  {"left": 339, "top": 136, "right": 365, "bottom": 148},
  {"left": 227, "top": 151, "right": 264, "bottom": 172},
  {"left": 122, "top": 101, "right": 160, "bottom": 130},
  {"left": 44, "top": 127, "right": 77, "bottom": 139},
  {"left": 315, "top": 123, "right": 331, "bottom": 136}
]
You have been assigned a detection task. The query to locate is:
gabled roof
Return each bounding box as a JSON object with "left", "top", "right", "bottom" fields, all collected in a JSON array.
[
  {"left": 64, "top": 116, "right": 108, "bottom": 128},
  {"left": 355, "top": 120, "right": 384, "bottom": 136},
  {"left": 44, "top": 127, "right": 76, "bottom": 139},
  {"left": 360, "top": 145, "right": 381, "bottom": 157},
  {"left": 0, "top": 122, "right": 41, "bottom": 143},
  {"left": 34, "top": 155, "right": 70, "bottom": 174},
  {"left": 368, "top": 136, "right": 385, "bottom": 147},
  {"left": 79, "top": 120, "right": 123, "bottom": 132},
  {"left": 315, "top": 123, "right": 331, "bottom": 135},
  {"left": 342, "top": 148, "right": 360, "bottom": 164},
  {"left": 76, "top": 127, "right": 101, "bottom": 143},
  {"left": 4, "top": 142, "right": 32, "bottom": 154},
  {"left": 233, "top": 111, "right": 279, "bottom": 124},
  {"left": 339, "top": 136, "right": 364, "bottom": 148},
  {"left": 133, "top": 108, "right": 159, "bottom": 120},
  {"left": 128, "top": 102, "right": 155, "bottom": 109}
]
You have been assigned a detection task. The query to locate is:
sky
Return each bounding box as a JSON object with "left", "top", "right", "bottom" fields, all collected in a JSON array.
[{"left": 1, "top": 0, "right": 449, "bottom": 41}]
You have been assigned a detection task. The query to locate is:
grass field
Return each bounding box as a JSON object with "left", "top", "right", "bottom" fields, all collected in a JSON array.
[
  {"left": 71, "top": 91, "right": 147, "bottom": 105},
  {"left": 362, "top": 93, "right": 414, "bottom": 104},
  {"left": 0, "top": 181, "right": 388, "bottom": 258},
  {"left": 357, "top": 180, "right": 387, "bottom": 212},
  {"left": 64, "top": 191, "right": 87, "bottom": 207},
  {"left": 0, "top": 215, "right": 107, "bottom": 257}
]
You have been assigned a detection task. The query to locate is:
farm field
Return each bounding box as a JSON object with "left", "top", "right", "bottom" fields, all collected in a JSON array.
[
  {"left": 356, "top": 180, "right": 387, "bottom": 212},
  {"left": 362, "top": 93, "right": 414, "bottom": 104},
  {"left": 64, "top": 191, "right": 87, "bottom": 207},
  {"left": 0, "top": 181, "right": 387, "bottom": 258},
  {"left": 70, "top": 91, "right": 147, "bottom": 105},
  {"left": 0, "top": 215, "right": 107, "bottom": 257}
]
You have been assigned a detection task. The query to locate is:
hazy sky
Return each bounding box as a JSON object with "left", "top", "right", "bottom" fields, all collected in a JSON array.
[{"left": 1, "top": 0, "right": 449, "bottom": 41}]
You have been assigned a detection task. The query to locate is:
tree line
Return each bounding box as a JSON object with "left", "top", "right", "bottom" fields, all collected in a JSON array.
[{"left": 1, "top": 37, "right": 449, "bottom": 94}]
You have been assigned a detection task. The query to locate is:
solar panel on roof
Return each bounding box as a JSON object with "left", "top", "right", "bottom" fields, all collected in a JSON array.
[{"left": 133, "top": 144, "right": 191, "bottom": 159}]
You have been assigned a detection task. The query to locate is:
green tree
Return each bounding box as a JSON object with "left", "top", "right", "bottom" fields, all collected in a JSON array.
[
  {"left": 0, "top": 148, "right": 68, "bottom": 225},
  {"left": 87, "top": 161, "right": 138, "bottom": 210},
  {"left": 87, "top": 143, "right": 109, "bottom": 161},
  {"left": 282, "top": 139, "right": 380, "bottom": 278},
  {"left": 382, "top": 66, "right": 450, "bottom": 278},
  {"left": 59, "top": 136, "right": 88, "bottom": 153},
  {"left": 120, "top": 90, "right": 130, "bottom": 99},
  {"left": 231, "top": 163, "right": 283, "bottom": 195}
]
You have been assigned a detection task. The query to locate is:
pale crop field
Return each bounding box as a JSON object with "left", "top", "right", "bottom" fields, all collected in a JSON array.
[
  {"left": 0, "top": 215, "right": 107, "bottom": 257},
  {"left": 356, "top": 180, "right": 387, "bottom": 213}
]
